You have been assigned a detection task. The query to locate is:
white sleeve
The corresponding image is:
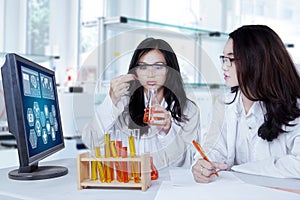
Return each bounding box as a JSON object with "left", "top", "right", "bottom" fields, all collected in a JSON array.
[
  {"left": 94, "top": 95, "right": 125, "bottom": 132},
  {"left": 232, "top": 127, "right": 300, "bottom": 178},
  {"left": 156, "top": 119, "right": 180, "bottom": 148},
  {"left": 153, "top": 100, "right": 201, "bottom": 169},
  {"left": 81, "top": 95, "right": 127, "bottom": 148},
  {"left": 199, "top": 96, "right": 228, "bottom": 163}
]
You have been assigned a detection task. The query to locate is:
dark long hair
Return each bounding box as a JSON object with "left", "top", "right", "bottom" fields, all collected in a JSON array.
[
  {"left": 125, "top": 38, "right": 188, "bottom": 134},
  {"left": 228, "top": 25, "right": 300, "bottom": 141}
]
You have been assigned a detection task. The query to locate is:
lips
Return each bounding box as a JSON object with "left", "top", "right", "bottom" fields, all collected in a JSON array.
[
  {"left": 224, "top": 74, "right": 229, "bottom": 80},
  {"left": 147, "top": 81, "right": 157, "bottom": 85}
]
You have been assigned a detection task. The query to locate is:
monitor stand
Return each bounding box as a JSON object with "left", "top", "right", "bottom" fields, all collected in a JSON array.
[{"left": 8, "top": 165, "right": 68, "bottom": 180}]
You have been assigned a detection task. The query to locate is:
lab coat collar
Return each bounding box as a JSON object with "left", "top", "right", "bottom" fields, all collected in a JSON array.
[{"left": 235, "top": 92, "right": 265, "bottom": 119}]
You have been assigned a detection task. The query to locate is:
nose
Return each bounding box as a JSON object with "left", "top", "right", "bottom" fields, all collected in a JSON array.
[
  {"left": 221, "top": 63, "right": 228, "bottom": 71},
  {"left": 147, "top": 66, "right": 155, "bottom": 77}
]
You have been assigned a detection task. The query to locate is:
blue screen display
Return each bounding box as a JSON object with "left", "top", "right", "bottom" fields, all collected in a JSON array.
[{"left": 17, "top": 61, "right": 63, "bottom": 157}]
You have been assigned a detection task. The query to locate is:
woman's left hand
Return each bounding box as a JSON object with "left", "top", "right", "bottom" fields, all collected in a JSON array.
[{"left": 149, "top": 105, "right": 172, "bottom": 133}]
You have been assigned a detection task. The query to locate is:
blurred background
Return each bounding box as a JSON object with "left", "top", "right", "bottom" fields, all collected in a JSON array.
[{"left": 0, "top": 0, "right": 299, "bottom": 152}]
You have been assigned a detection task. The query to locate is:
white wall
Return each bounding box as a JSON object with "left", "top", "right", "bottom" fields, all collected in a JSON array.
[
  {"left": 1, "top": 0, "right": 26, "bottom": 53},
  {"left": 0, "top": 0, "right": 4, "bottom": 51},
  {"left": 105, "top": 0, "right": 147, "bottom": 19},
  {"left": 0, "top": 0, "right": 79, "bottom": 85},
  {"left": 49, "top": 0, "right": 79, "bottom": 85}
]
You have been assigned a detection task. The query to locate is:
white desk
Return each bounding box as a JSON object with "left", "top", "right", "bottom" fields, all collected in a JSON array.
[
  {"left": 0, "top": 158, "right": 299, "bottom": 200},
  {"left": 0, "top": 138, "right": 84, "bottom": 168},
  {"left": 0, "top": 158, "right": 167, "bottom": 200},
  {"left": 233, "top": 171, "right": 300, "bottom": 193},
  {"left": 0, "top": 146, "right": 299, "bottom": 199}
]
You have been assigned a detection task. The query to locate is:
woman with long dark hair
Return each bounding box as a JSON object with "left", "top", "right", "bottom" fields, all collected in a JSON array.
[
  {"left": 192, "top": 25, "right": 300, "bottom": 183},
  {"left": 83, "top": 38, "right": 200, "bottom": 169}
]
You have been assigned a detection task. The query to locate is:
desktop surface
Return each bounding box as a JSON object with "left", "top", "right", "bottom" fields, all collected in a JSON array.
[
  {"left": 0, "top": 157, "right": 299, "bottom": 200},
  {"left": 0, "top": 158, "right": 163, "bottom": 200}
]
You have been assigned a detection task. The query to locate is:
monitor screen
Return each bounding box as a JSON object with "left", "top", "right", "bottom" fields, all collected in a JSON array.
[{"left": 1, "top": 53, "right": 68, "bottom": 180}]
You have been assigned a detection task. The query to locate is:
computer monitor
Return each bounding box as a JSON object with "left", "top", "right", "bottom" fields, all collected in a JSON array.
[{"left": 1, "top": 53, "right": 68, "bottom": 180}]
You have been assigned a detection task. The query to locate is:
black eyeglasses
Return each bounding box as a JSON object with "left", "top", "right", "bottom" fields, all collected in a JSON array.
[{"left": 219, "top": 55, "right": 236, "bottom": 68}]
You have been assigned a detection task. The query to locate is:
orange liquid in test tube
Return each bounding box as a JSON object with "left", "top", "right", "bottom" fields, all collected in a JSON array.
[
  {"left": 143, "top": 107, "right": 150, "bottom": 123},
  {"left": 115, "top": 141, "right": 123, "bottom": 182},
  {"left": 121, "top": 147, "right": 129, "bottom": 183},
  {"left": 143, "top": 107, "right": 164, "bottom": 123},
  {"left": 116, "top": 141, "right": 122, "bottom": 156}
]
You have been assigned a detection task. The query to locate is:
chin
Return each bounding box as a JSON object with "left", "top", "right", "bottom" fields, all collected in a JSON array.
[{"left": 226, "top": 82, "right": 235, "bottom": 88}]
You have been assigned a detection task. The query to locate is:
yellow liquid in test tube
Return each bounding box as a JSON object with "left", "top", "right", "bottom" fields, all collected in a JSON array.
[
  {"left": 91, "top": 147, "right": 98, "bottom": 181},
  {"left": 91, "top": 161, "right": 97, "bottom": 180},
  {"left": 128, "top": 136, "right": 140, "bottom": 183},
  {"left": 104, "top": 133, "right": 112, "bottom": 183},
  {"left": 128, "top": 136, "right": 136, "bottom": 157},
  {"left": 94, "top": 147, "right": 105, "bottom": 182}
]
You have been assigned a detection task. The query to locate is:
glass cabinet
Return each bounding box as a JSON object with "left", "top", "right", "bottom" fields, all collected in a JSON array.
[{"left": 80, "top": 16, "right": 228, "bottom": 86}]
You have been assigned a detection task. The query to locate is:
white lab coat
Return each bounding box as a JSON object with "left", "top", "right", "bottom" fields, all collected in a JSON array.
[
  {"left": 82, "top": 94, "right": 201, "bottom": 170},
  {"left": 197, "top": 91, "right": 300, "bottom": 178}
]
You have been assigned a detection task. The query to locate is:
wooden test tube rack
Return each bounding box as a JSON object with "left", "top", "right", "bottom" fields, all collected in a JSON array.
[{"left": 77, "top": 152, "right": 152, "bottom": 192}]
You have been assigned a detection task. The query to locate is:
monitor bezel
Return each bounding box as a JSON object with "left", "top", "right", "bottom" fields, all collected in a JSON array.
[{"left": 2, "top": 53, "right": 65, "bottom": 172}]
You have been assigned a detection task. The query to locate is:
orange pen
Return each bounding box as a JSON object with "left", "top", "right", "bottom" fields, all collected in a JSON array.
[{"left": 192, "top": 140, "right": 219, "bottom": 177}]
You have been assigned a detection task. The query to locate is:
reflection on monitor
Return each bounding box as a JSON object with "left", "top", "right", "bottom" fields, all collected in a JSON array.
[{"left": 1, "top": 53, "right": 68, "bottom": 180}]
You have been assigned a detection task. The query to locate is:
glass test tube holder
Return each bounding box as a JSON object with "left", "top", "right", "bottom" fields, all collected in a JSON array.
[{"left": 77, "top": 152, "right": 151, "bottom": 192}]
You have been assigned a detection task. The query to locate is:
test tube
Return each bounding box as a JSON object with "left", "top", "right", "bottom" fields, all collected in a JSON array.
[
  {"left": 115, "top": 130, "right": 123, "bottom": 182},
  {"left": 115, "top": 130, "right": 122, "bottom": 157},
  {"left": 128, "top": 129, "right": 136, "bottom": 157},
  {"left": 133, "top": 129, "right": 140, "bottom": 155},
  {"left": 134, "top": 129, "right": 141, "bottom": 181},
  {"left": 94, "top": 138, "right": 105, "bottom": 183},
  {"left": 104, "top": 133, "right": 112, "bottom": 183},
  {"left": 90, "top": 131, "right": 98, "bottom": 181},
  {"left": 109, "top": 131, "right": 115, "bottom": 181},
  {"left": 111, "top": 140, "right": 122, "bottom": 182},
  {"left": 128, "top": 130, "right": 140, "bottom": 183},
  {"left": 91, "top": 130, "right": 106, "bottom": 182},
  {"left": 95, "top": 148, "right": 105, "bottom": 182},
  {"left": 121, "top": 146, "right": 129, "bottom": 183}
]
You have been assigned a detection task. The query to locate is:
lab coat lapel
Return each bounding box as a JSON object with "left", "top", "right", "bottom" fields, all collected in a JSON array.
[{"left": 226, "top": 102, "right": 239, "bottom": 167}]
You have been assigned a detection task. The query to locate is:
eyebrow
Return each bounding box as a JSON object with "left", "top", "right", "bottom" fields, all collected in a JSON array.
[{"left": 225, "top": 52, "right": 234, "bottom": 57}]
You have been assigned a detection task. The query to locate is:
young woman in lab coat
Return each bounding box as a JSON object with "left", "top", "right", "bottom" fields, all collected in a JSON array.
[
  {"left": 82, "top": 38, "right": 200, "bottom": 170},
  {"left": 192, "top": 25, "right": 300, "bottom": 183}
]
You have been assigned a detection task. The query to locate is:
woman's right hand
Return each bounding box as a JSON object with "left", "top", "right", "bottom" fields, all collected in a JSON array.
[
  {"left": 109, "top": 74, "right": 136, "bottom": 105},
  {"left": 192, "top": 159, "right": 228, "bottom": 183}
]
